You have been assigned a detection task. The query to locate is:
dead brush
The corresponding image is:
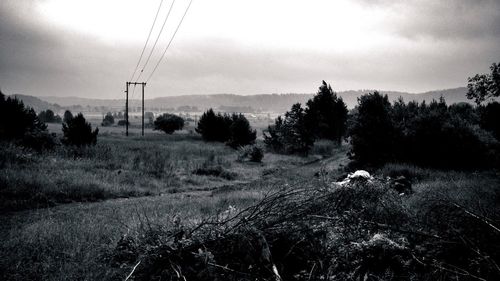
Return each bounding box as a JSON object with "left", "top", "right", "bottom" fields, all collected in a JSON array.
[
  {"left": 114, "top": 182, "right": 408, "bottom": 280},
  {"left": 114, "top": 180, "right": 500, "bottom": 281}
]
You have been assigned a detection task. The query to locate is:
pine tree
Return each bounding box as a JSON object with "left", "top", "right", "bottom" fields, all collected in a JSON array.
[
  {"left": 227, "top": 113, "right": 256, "bottom": 148},
  {"left": 264, "top": 103, "right": 314, "bottom": 155},
  {"left": 305, "top": 81, "right": 348, "bottom": 144},
  {"left": 62, "top": 113, "right": 98, "bottom": 146}
]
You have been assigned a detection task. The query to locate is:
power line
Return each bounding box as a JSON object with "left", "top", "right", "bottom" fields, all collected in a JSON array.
[
  {"left": 146, "top": 0, "right": 193, "bottom": 83},
  {"left": 129, "top": 0, "right": 165, "bottom": 82},
  {"left": 135, "top": 0, "right": 177, "bottom": 82}
]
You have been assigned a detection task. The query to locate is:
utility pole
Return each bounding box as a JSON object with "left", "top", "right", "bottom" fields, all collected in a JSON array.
[
  {"left": 125, "top": 82, "right": 129, "bottom": 136},
  {"left": 124, "top": 81, "right": 146, "bottom": 137},
  {"left": 141, "top": 82, "right": 145, "bottom": 136}
]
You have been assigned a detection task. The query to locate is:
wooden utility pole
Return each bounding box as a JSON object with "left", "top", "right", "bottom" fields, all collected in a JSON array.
[
  {"left": 125, "top": 82, "right": 129, "bottom": 136},
  {"left": 125, "top": 82, "right": 146, "bottom": 137},
  {"left": 141, "top": 82, "right": 145, "bottom": 136}
]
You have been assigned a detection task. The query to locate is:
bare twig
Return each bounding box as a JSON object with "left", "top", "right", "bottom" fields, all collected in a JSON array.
[
  {"left": 451, "top": 202, "right": 500, "bottom": 234},
  {"left": 207, "top": 262, "right": 252, "bottom": 276},
  {"left": 410, "top": 253, "right": 487, "bottom": 281},
  {"left": 124, "top": 260, "right": 141, "bottom": 281}
]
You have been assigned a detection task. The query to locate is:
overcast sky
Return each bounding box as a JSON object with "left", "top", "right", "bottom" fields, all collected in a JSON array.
[{"left": 0, "top": 0, "right": 499, "bottom": 99}]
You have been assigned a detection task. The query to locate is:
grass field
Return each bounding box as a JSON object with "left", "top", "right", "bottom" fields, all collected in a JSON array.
[
  {"left": 1, "top": 129, "right": 499, "bottom": 280},
  {"left": 0, "top": 129, "right": 337, "bottom": 280}
]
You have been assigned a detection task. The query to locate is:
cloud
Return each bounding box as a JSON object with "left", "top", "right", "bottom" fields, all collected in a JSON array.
[
  {"left": 0, "top": 1, "right": 135, "bottom": 98},
  {"left": 0, "top": 0, "right": 499, "bottom": 98},
  {"left": 354, "top": 0, "right": 500, "bottom": 40}
]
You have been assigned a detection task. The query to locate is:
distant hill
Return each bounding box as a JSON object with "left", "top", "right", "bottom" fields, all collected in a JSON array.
[
  {"left": 338, "top": 87, "right": 470, "bottom": 109},
  {"left": 10, "top": 94, "right": 62, "bottom": 112},
  {"left": 23, "top": 87, "right": 470, "bottom": 114}
]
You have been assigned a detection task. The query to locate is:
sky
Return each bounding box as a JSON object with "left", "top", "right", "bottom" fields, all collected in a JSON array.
[{"left": 0, "top": 0, "right": 499, "bottom": 99}]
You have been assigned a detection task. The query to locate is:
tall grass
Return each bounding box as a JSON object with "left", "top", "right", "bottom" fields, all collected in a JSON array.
[
  {"left": 0, "top": 184, "right": 268, "bottom": 280},
  {"left": 0, "top": 133, "right": 238, "bottom": 211}
]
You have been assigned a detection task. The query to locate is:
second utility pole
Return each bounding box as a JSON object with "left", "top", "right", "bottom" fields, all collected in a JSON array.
[{"left": 141, "top": 82, "right": 145, "bottom": 136}]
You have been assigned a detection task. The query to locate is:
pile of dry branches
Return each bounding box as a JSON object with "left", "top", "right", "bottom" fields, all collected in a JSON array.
[{"left": 114, "top": 180, "right": 500, "bottom": 281}]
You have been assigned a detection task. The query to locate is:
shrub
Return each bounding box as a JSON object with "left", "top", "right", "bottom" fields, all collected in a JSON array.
[
  {"left": 263, "top": 116, "right": 285, "bottom": 152},
  {"left": 406, "top": 107, "right": 496, "bottom": 169},
  {"left": 227, "top": 113, "right": 256, "bottom": 148},
  {"left": 101, "top": 112, "right": 114, "bottom": 126},
  {"left": 479, "top": 101, "right": 500, "bottom": 140},
  {"left": 38, "top": 109, "right": 62, "bottom": 123},
  {"left": 62, "top": 113, "right": 98, "bottom": 146},
  {"left": 20, "top": 130, "right": 58, "bottom": 151},
  {"left": 117, "top": 120, "right": 128, "bottom": 126},
  {"left": 145, "top": 112, "right": 155, "bottom": 128},
  {"left": 195, "top": 108, "right": 231, "bottom": 142},
  {"left": 310, "top": 139, "right": 338, "bottom": 157},
  {"left": 238, "top": 145, "right": 264, "bottom": 162},
  {"left": 264, "top": 103, "right": 315, "bottom": 155},
  {"left": 63, "top": 110, "right": 73, "bottom": 124},
  {"left": 196, "top": 109, "right": 256, "bottom": 148},
  {"left": 153, "top": 113, "right": 184, "bottom": 134}
]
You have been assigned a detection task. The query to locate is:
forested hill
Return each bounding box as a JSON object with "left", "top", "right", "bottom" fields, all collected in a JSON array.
[
  {"left": 20, "top": 87, "right": 469, "bottom": 112},
  {"left": 11, "top": 94, "right": 62, "bottom": 112}
]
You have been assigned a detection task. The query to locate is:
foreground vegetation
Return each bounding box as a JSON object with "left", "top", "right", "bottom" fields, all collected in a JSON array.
[
  {"left": 1, "top": 135, "right": 498, "bottom": 280},
  {"left": 119, "top": 167, "right": 500, "bottom": 280}
]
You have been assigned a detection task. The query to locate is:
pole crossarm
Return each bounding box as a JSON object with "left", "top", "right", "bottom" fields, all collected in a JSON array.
[{"left": 125, "top": 82, "right": 147, "bottom": 137}]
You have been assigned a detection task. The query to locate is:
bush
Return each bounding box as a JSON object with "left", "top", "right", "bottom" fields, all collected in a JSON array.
[
  {"left": 264, "top": 103, "right": 315, "bottom": 155},
  {"left": 227, "top": 113, "right": 256, "bottom": 148},
  {"left": 62, "top": 113, "right": 99, "bottom": 146},
  {"left": 310, "top": 139, "right": 338, "bottom": 157},
  {"left": 153, "top": 113, "right": 184, "bottom": 134},
  {"left": 38, "top": 109, "right": 62, "bottom": 123},
  {"left": 101, "top": 112, "right": 114, "bottom": 126},
  {"left": 238, "top": 145, "right": 264, "bottom": 162},
  {"left": 196, "top": 109, "right": 256, "bottom": 148},
  {"left": 479, "top": 101, "right": 500, "bottom": 140},
  {"left": 195, "top": 108, "right": 232, "bottom": 142},
  {"left": 63, "top": 110, "right": 73, "bottom": 124},
  {"left": 20, "top": 130, "right": 58, "bottom": 151},
  {"left": 117, "top": 120, "right": 128, "bottom": 126}
]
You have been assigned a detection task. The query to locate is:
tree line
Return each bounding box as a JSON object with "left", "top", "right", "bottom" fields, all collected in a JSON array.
[
  {"left": 0, "top": 92, "right": 98, "bottom": 149},
  {"left": 1, "top": 61, "right": 499, "bottom": 170},
  {"left": 262, "top": 62, "right": 500, "bottom": 170}
]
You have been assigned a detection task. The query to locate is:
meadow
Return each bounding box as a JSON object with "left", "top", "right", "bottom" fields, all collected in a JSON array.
[
  {"left": 0, "top": 125, "right": 330, "bottom": 279},
  {"left": 1, "top": 125, "right": 499, "bottom": 280}
]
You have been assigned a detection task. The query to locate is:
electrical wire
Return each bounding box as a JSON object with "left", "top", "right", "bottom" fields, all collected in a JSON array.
[
  {"left": 129, "top": 0, "right": 165, "bottom": 82},
  {"left": 135, "top": 0, "right": 177, "bottom": 82},
  {"left": 146, "top": 0, "right": 193, "bottom": 83}
]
